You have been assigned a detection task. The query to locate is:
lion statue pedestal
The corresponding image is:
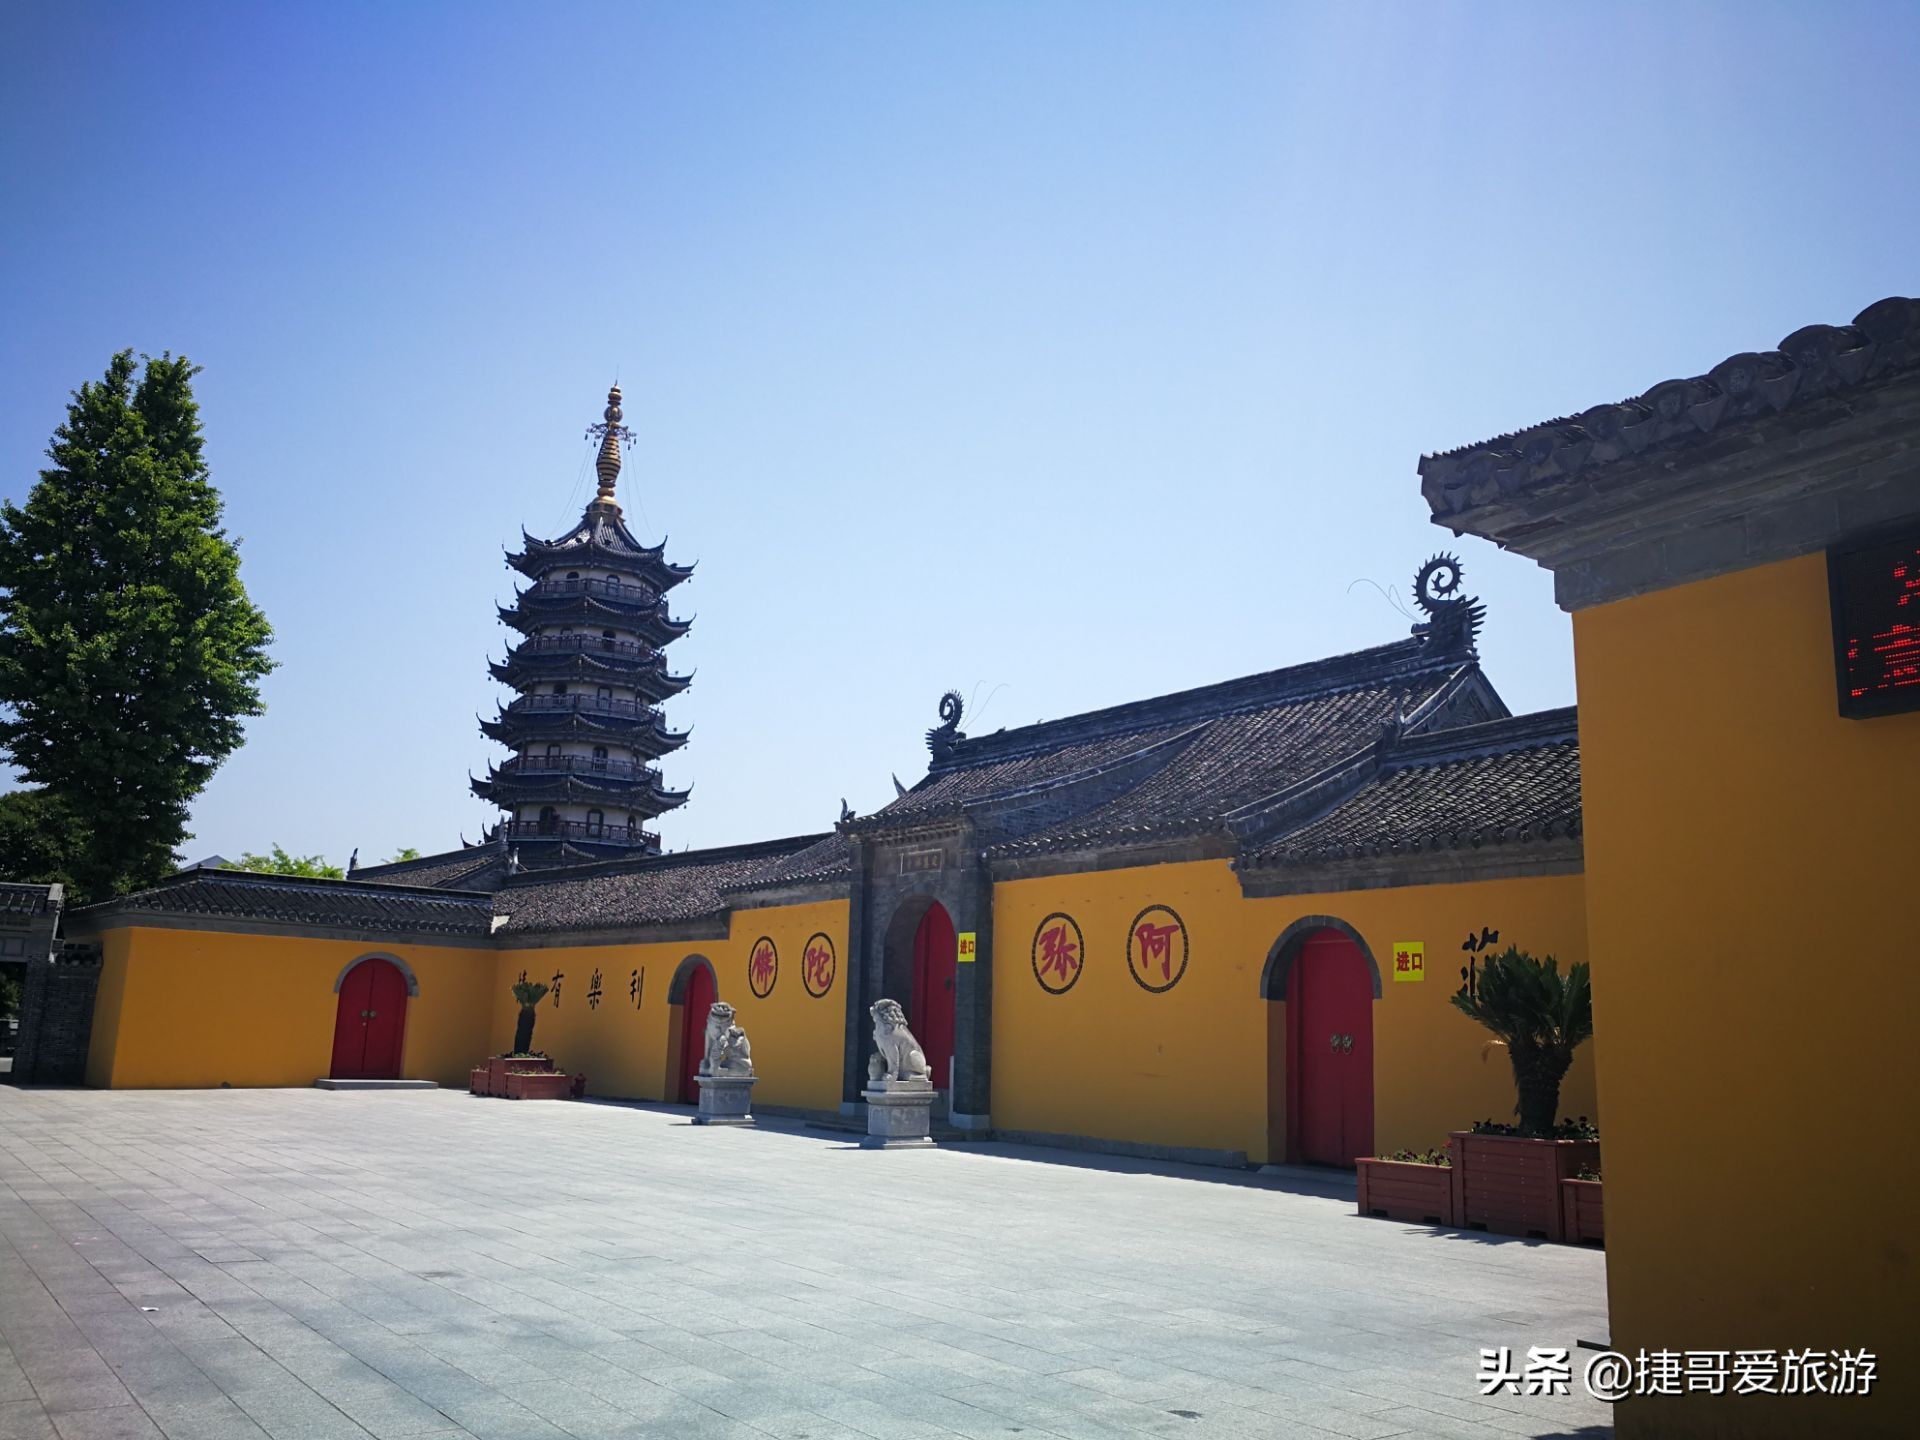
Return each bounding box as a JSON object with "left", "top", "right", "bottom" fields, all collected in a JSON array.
[
  {"left": 860, "top": 999, "right": 936, "bottom": 1150},
  {"left": 694, "top": 1002, "right": 757, "bottom": 1127}
]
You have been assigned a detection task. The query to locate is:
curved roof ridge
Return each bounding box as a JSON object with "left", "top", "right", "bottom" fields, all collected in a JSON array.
[
  {"left": 1387, "top": 705, "right": 1578, "bottom": 767},
  {"left": 935, "top": 636, "right": 1464, "bottom": 772},
  {"left": 498, "top": 831, "right": 831, "bottom": 887},
  {"left": 1421, "top": 296, "right": 1920, "bottom": 516}
]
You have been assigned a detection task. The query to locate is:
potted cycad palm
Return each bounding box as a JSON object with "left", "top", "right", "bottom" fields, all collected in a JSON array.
[
  {"left": 1448, "top": 946, "right": 1598, "bottom": 1241},
  {"left": 510, "top": 978, "right": 548, "bottom": 1055},
  {"left": 474, "top": 979, "right": 582, "bottom": 1099}
]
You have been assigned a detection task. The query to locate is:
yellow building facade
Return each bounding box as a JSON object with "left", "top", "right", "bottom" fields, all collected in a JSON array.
[
  {"left": 62, "top": 585, "right": 1593, "bottom": 1184},
  {"left": 990, "top": 859, "right": 1591, "bottom": 1163},
  {"left": 1422, "top": 295, "right": 1920, "bottom": 1436}
]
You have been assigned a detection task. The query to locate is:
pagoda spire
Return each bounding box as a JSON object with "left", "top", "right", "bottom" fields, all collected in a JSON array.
[
  {"left": 472, "top": 383, "right": 695, "bottom": 868},
  {"left": 585, "top": 384, "right": 634, "bottom": 508}
]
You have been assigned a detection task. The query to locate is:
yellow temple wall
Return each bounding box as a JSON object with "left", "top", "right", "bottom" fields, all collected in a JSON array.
[
  {"left": 489, "top": 897, "right": 850, "bottom": 1112},
  {"left": 989, "top": 858, "right": 1592, "bottom": 1164},
  {"left": 1575, "top": 551, "right": 1919, "bottom": 1437},
  {"left": 80, "top": 926, "right": 496, "bottom": 1089}
]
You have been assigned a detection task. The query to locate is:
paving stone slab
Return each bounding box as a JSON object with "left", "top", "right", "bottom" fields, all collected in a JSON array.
[{"left": 0, "top": 1088, "right": 1612, "bottom": 1440}]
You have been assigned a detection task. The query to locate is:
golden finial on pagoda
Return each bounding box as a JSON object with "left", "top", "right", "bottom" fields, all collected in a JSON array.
[{"left": 585, "top": 383, "right": 634, "bottom": 507}]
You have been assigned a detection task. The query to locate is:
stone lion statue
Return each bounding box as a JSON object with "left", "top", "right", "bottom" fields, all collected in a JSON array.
[
  {"left": 701, "top": 1002, "right": 753, "bottom": 1077},
  {"left": 868, "top": 998, "right": 930, "bottom": 1083}
]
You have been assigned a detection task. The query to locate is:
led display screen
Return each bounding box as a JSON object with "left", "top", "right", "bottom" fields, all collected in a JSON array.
[{"left": 1829, "top": 526, "right": 1920, "bottom": 719}]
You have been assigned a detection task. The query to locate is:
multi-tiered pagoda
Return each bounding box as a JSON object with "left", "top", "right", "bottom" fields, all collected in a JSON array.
[{"left": 472, "top": 386, "right": 694, "bottom": 867}]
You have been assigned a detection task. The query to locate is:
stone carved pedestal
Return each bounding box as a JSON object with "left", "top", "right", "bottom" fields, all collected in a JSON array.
[
  {"left": 694, "top": 1074, "right": 757, "bottom": 1126},
  {"left": 861, "top": 1078, "right": 936, "bottom": 1149}
]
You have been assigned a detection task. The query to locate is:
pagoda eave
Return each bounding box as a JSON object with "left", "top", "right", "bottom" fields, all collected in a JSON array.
[
  {"left": 488, "top": 652, "right": 666, "bottom": 687},
  {"left": 472, "top": 774, "right": 689, "bottom": 813},
  {"left": 509, "top": 589, "right": 664, "bottom": 619},
  {"left": 479, "top": 713, "right": 689, "bottom": 754},
  {"left": 497, "top": 602, "right": 690, "bottom": 646},
  {"left": 506, "top": 542, "right": 693, "bottom": 593}
]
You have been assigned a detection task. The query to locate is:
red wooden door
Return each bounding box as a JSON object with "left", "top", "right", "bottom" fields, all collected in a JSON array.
[
  {"left": 677, "top": 963, "right": 716, "bottom": 1103},
  {"left": 1288, "top": 932, "right": 1373, "bottom": 1166},
  {"left": 910, "top": 904, "right": 958, "bottom": 1090},
  {"left": 329, "top": 958, "right": 409, "bottom": 1080}
]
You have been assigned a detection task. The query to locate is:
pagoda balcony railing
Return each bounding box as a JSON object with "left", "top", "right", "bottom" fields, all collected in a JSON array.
[
  {"left": 513, "top": 634, "right": 656, "bottom": 661},
  {"left": 507, "top": 693, "right": 663, "bottom": 719},
  {"left": 525, "top": 576, "right": 659, "bottom": 605},
  {"left": 503, "top": 818, "right": 659, "bottom": 846},
  {"left": 501, "top": 754, "right": 660, "bottom": 784}
]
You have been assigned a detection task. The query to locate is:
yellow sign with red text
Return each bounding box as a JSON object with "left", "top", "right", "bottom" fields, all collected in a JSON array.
[
  {"left": 957, "top": 931, "right": 977, "bottom": 963},
  {"left": 1392, "top": 941, "right": 1425, "bottom": 983}
]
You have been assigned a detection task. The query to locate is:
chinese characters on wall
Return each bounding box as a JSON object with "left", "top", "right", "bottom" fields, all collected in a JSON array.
[
  {"left": 1031, "top": 913, "right": 1084, "bottom": 995},
  {"left": 1458, "top": 926, "right": 1500, "bottom": 1001},
  {"left": 747, "top": 936, "right": 778, "bottom": 998},
  {"left": 801, "top": 933, "right": 837, "bottom": 998},
  {"left": 1126, "top": 904, "right": 1189, "bottom": 993}
]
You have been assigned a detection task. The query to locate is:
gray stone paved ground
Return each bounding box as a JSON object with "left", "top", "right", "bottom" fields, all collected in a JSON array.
[{"left": 0, "top": 1089, "right": 1612, "bottom": 1439}]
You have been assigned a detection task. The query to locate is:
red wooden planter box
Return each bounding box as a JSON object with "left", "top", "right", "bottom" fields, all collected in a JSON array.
[
  {"left": 1356, "top": 1158, "right": 1456, "bottom": 1226},
  {"left": 471, "top": 1055, "right": 568, "bottom": 1097},
  {"left": 488, "top": 1054, "right": 554, "bottom": 1091},
  {"left": 1561, "top": 1177, "right": 1604, "bottom": 1246},
  {"left": 503, "top": 1070, "right": 575, "bottom": 1101},
  {"left": 1450, "top": 1131, "right": 1600, "bottom": 1242}
]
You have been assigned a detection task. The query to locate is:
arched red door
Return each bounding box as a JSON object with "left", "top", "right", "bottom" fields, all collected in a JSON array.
[
  {"left": 330, "top": 958, "right": 409, "bottom": 1080},
  {"left": 677, "top": 963, "right": 716, "bottom": 1103},
  {"left": 910, "top": 903, "right": 958, "bottom": 1091},
  {"left": 1287, "top": 931, "right": 1374, "bottom": 1166}
]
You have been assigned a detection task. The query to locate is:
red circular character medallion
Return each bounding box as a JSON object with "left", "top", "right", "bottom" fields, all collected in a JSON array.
[
  {"left": 1125, "top": 904, "right": 1188, "bottom": 993},
  {"left": 801, "top": 932, "right": 837, "bottom": 998},
  {"left": 747, "top": 936, "right": 778, "bottom": 998},
  {"left": 1031, "top": 912, "right": 1085, "bottom": 995}
]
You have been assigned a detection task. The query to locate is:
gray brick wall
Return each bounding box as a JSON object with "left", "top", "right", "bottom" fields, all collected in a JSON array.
[{"left": 13, "top": 943, "right": 101, "bottom": 1086}]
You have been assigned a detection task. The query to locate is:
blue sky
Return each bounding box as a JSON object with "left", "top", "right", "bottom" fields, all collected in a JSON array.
[{"left": 3, "top": 2, "right": 1916, "bottom": 865}]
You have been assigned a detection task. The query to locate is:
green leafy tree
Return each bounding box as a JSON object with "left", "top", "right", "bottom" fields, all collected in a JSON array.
[
  {"left": 231, "top": 845, "right": 342, "bottom": 879},
  {"left": 0, "top": 788, "right": 89, "bottom": 892},
  {"left": 510, "top": 978, "right": 549, "bottom": 1054},
  {"left": 1450, "top": 945, "right": 1594, "bottom": 1136},
  {"left": 0, "top": 968, "right": 21, "bottom": 1024},
  {"left": 384, "top": 847, "right": 422, "bottom": 864},
  {"left": 0, "top": 352, "right": 274, "bottom": 899}
]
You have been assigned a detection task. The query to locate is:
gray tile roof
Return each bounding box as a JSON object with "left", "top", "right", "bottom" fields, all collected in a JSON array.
[
  {"left": 873, "top": 723, "right": 1195, "bottom": 823},
  {"left": 986, "top": 676, "right": 1460, "bottom": 855},
  {"left": 1247, "top": 708, "right": 1580, "bottom": 867},
  {"left": 721, "top": 832, "right": 853, "bottom": 892},
  {"left": 0, "top": 882, "right": 61, "bottom": 917},
  {"left": 1420, "top": 296, "right": 1920, "bottom": 522},
  {"left": 353, "top": 846, "right": 511, "bottom": 893},
  {"left": 853, "top": 634, "right": 1495, "bottom": 857},
  {"left": 72, "top": 870, "right": 497, "bottom": 936},
  {"left": 494, "top": 835, "right": 832, "bottom": 935}
]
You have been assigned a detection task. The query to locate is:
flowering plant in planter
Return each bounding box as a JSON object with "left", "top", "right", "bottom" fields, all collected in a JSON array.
[
  {"left": 1357, "top": 1139, "right": 1457, "bottom": 1224},
  {"left": 1451, "top": 946, "right": 1593, "bottom": 1137},
  {"left": 1380, "top": 1146, "right": 1452, "bottom": 1166},
  {"left": 1470, "top": 1115, "right": 1598, "bottom": 1141}
]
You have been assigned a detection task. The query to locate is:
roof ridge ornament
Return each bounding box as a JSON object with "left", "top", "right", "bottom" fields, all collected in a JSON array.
[
  {"left": 1410, "top": 553, "right": 1485, "bottom": 655},
  {"left": 585, "top": 383, "right": 634, "bottom": 508},
  {"left": 926, "top": 690, "right": 966, "bottom": 762}
]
